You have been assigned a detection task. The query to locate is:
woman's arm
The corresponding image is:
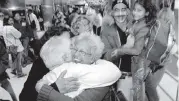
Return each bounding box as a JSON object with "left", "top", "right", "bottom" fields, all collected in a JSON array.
[
  {"left": 37, "top": 84, "right": 109, "bottom": 101},
  {"left": 39, "top": 61, "right": 120, "bottom": 88},
  {"left": 6, "top": 26, "right": 21, "bottom": 39},
  {"left": 76, "top": 60, "right": 121, "bottom": 88},
  {"left": 100, "top": 29, "right": 117, "bottom": 61}
]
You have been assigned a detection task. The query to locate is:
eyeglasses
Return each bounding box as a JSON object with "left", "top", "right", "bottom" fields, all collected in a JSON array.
[{"left": 71, "top": 47, "right": 91, "bottom": 57}]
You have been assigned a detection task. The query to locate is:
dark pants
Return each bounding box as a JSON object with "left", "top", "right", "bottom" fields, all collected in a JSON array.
[
  {"left": 40, "top": 22, "right": 44, "bottom": 31},
  {"left": 132, "top": 56, "right": 165, "bottom": 101},
  {"left": 29, "top": 39, "right": 41, "bottom": 56},
  {"left": 21, "top": 37, "right": 32, "bottom": 66},
  {"left": 145, "top": 67, "right": 165, "bottom": 101},
  {"left": 0, "top": 79, "right": 17, "bottom": 101},
  {"left": 21, "top": 37, "right": 30, "bottom": 57},
  {"left": 12, "top": 52, "right": 23, "bottom": 76}
]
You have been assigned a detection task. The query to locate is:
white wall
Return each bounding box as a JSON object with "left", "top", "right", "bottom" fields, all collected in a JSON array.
[{"left": 25, "top": 0, "right": 41, "bottom": 5}]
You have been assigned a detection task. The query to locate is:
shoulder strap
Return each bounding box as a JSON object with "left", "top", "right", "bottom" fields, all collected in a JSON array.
[{"left": 146, "top": 20, "right": 161, "bottom": 59}]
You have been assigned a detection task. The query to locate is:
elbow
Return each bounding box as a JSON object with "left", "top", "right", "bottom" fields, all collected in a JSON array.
[
  {"left": 17, "top": 32, "right": 22, "bottom": 38},
  {"left": 133, "top": 51, "right": 141, "bottom": 56},
  {"left": 17, "top": 35, "right": 21, "bottom": 39},
  {"left": 131, "top": 48, "right": 142, "bottom": 56}
]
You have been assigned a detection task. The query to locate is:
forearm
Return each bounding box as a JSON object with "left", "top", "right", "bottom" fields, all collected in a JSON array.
[
  {"left": 37, "top": 84, "right": 109, "bottom": 101},
  {"left": 118, "top": 47, "right": 141, "bottom": 56},
  {"left": 37, "top": 84, "right": 75, "bottom": 101},
  {"left": 10, "top": 26, "right": 21, "bottom": 38},
  {"left": 78, "top": 61, "right": 121, "bottom": 88},
  {"left": 103, "top": 48, "right": 123, "bottom": 61},
  {"left": 41, "top": 71, "right": 59, "bottom": 85}
]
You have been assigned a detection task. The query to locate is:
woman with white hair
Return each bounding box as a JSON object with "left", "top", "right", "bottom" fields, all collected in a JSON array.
[
  {"left": 20, "top": 19, "right": 115, "bottom": 101},
  {"left": 35, "top": 33, "right": 121, "bottom": 100}
]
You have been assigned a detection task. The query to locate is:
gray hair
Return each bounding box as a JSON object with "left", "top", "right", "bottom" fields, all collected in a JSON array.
[
  {"left": 71, "top": 14, "right": 93, "bottom": 34},
  {"left": 40, "top": 32, "right": 72, "bottom": 69},
  {"left": 72, "top": 34, "right": 104, "bottom": 62}
]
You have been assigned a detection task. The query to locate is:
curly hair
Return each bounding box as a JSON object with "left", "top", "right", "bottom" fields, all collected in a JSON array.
[
  {"left": 40, "top": 33, "right": 72, "bottom": 69},
  {"left": 135, "top": 0, "right": 157, "bottom": 26},
  {"left": 72, "top": 34, "right": 104, "bottom": 62}
]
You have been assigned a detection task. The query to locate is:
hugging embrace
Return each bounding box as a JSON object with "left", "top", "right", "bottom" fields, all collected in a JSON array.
[{"left": 20, "top": 31, "right": 122, "bottom": 101}]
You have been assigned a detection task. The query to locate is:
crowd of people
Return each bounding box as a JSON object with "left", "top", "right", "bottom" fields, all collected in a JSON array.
[{"left": 0, "top": 0, "right": 178, "bottom": 101}]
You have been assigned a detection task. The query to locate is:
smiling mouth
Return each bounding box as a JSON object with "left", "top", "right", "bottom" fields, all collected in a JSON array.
[
  {"left": 115, "top": 16, "right": 126, "bottom": 22},
  {"left": 118, "top": 15, "right": 126, "bottom": 18}
]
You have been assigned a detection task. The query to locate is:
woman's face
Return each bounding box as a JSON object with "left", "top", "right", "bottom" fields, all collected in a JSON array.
[
  {"left": 132, "top": 3, "right": 147, "bottom": 21},
  {"left": 72, "top": 16, "right": 90, "bottom": 35},
  {"left": 14, "top": 13, "right": 21, "bottom": 21},
  {"left": 8, "top": 18, "right": 14, "bottom": 25},
  {"left": 71, "top": 40, "right": 93, "bottom": 64},
  {"left": 112, "top": 3, "right": 128, "bottom": 23}
]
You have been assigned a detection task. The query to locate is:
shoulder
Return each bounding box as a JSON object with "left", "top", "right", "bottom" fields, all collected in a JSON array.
[
  {"left": 3, "top": 26, "right": 15, "bottom": 31},
  {"left": 135, "top": 26, "right": 149, "bottom": 39},
  {"left": 101, "top": 24, "right": 117, "bottom": 36},
  {"left": 96, "top": 59, "right": 120, "bottom": 72},
  {"left": 134, "top": 20, "right": 149, "bottom": 37},
  {"left": 96, "top": 59, "right": 114, "bottom": 65}
]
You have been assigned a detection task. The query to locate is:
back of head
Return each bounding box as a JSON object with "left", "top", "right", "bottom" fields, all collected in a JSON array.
[{"left": 40, "top": 32, "right": 72, "bottom": 69}]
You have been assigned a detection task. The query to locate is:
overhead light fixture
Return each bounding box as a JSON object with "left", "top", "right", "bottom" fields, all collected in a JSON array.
[{"left": 8, "top": 6, "right": 18, "bottom": 10}]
